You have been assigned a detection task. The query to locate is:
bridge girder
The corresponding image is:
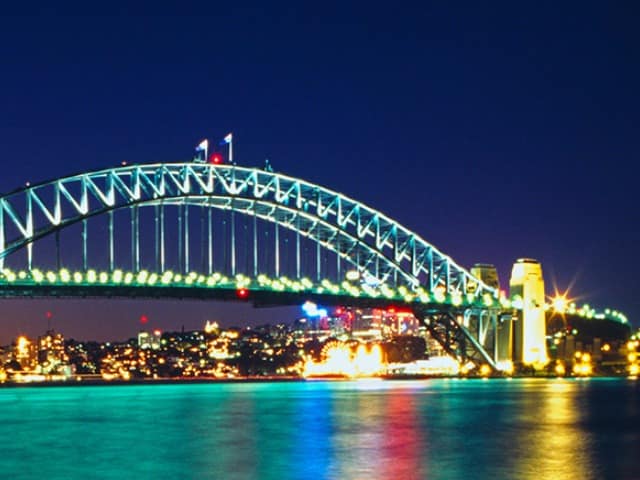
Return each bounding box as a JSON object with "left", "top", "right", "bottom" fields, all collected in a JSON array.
[{"left": 0, "top": 163, "right": 497, "bottom": 299}]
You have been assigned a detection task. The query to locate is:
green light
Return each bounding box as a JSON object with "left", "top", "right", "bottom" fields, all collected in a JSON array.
[
  {"left": 137, "top": 270, "right": 148, "bottom": 284},
  {"left": 161, "top": 271, "right": 173, "bottom": 284},
  {"left": 112, "top": 269, "right": 123, "bottom": 283},
  {"left": 59, "top": 269, "right": 70, "bottom": 283},
  {"left": 87, "top": 270, "right": 97, "bottom": 284}
]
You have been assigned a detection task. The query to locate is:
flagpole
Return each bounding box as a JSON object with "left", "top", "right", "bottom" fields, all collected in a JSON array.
[{"left": 229, "top": 136, "right": 233, "bottom": 165}]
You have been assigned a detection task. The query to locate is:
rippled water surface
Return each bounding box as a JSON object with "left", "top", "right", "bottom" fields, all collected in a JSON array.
[{"left": 1, "top": 378, "right": 638, "bottom": 479}]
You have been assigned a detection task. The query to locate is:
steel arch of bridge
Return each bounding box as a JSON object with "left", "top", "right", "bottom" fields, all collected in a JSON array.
[{"left": 0, "top": 163, "right": 497, "bottom": 300}]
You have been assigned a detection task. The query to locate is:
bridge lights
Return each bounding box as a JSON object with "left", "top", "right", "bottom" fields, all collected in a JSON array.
[
  {"left": 136, "top": 270, "right": 149, "bottom": 284},
  {"left": 87, "top": 270, "right": 97, "bottom": 284},
  {"left": 32, "top": 269, "right": 44, "bottom": 283},
  {"left": 236, "top": 287, "right": 249, "bottom": 299},
  {"left": 59, "top": 269, "right": 71, "bottom": 283},
  {"left": 345, "top": 270, "right": 359, "bottom": 281}
]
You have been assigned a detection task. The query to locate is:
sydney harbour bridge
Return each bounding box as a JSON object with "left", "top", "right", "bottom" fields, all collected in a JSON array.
[{"left": 0, "top": 161, "right": 629, "bottom": 372}]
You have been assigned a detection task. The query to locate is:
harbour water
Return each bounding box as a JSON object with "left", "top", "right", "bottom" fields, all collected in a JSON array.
[{"left": 1, "top": 378, "right": 638, "bottom": 479}]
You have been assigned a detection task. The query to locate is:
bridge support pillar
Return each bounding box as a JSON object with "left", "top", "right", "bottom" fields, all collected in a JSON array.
[
  {"left": 418, "top": 308, "right": 497, "bottom": 372},
  {"left": 510, "top": 259, "right": 548, "bottom": 367}
]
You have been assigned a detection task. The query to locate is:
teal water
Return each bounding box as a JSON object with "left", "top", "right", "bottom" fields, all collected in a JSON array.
[{"left": 1, "top": 378, "right": 638, "bottom": 480}]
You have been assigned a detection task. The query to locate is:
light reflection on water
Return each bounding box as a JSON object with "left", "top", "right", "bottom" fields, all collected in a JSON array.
[{"left": 0, "top": 378, "right": 638, "bottom": 480}]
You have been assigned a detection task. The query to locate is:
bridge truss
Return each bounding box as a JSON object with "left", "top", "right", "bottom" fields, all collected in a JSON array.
[{"left": 0, "top": 162, "right": 503, "bottom": 369}]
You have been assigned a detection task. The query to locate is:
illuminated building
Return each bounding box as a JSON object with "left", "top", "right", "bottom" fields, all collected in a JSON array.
[
  {"left": 13, "top": 336, "right": 37, "bottom": 371},
  {"left": 384, "top": 310, "right": 420, "bottom": 336},
  {"left": 37, "top": 329, "right": 68, "bottom": 374},
  {"left": 303, "top": 341, "right": 384, "bottom": 378},
  {"left": 510, "top": 258, "right": 548, "bottom": 366},
  {"left": 351, "top": 308, "right": 383, "bottom": 340},
  {"left": 138, "top": 330, "right": 162, "bottom": 350}
]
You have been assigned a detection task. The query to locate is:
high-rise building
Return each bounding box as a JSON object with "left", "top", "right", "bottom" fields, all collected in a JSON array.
[{"left": 510, "top": 259, "right": 547, "bottom": 366}]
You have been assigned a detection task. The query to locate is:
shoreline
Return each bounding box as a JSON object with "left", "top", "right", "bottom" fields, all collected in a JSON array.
[{"left": 0, "top": 374, "right": 636, "bottom": 388}]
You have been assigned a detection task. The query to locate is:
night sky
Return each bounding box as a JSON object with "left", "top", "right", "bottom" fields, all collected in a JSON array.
[{"left": 0, "top": 3, "right": 638, "bottom": 344}]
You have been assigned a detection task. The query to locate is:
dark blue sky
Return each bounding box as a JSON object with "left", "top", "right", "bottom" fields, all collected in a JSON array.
[{"left": 0, "top": 2, "right": 638, "bottom": 342}]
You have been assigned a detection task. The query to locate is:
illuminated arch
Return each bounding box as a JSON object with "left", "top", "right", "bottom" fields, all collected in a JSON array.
[{"left": 0, "top": 163, "right": 496, "bottom": 299}]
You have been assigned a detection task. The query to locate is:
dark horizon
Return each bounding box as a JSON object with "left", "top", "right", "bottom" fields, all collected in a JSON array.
[{"left": 1, "top": 3, "right": 639, "bottom": 343}]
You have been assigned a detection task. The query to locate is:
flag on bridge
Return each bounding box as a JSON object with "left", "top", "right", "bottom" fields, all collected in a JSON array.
[
  {"left": 220, "top": 133, "right": 232, "bottom": 145},
  {"left": 194, "top": 139, "right": 209, "bottom": 163},
  {"left": 220, "top": 133, "right": 234, "bottom": 164}
]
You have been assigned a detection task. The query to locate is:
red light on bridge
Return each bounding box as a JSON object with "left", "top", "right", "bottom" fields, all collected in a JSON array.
[
  {"left": 236, "top": 288, "right": 249, "bottom": 299},
  {"left": 209, "top": 152, "right": 223, "bottom": 164},
  {"left": 45, "top": 311, "right": 53, "bottom": 319},
  {"left": 140, "top": 314, "right": 149, "bottom": 325}
]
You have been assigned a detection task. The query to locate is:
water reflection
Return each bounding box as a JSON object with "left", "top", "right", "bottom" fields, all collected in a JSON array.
[
  {"left": 380, "top": 389, "right": 424, "bottom": 478},
  {"left": 508, "top": 379, "right": 593, "bottom": 479},
  {"left": 1, "top": 379, "right": 639, "bottom": 480}
]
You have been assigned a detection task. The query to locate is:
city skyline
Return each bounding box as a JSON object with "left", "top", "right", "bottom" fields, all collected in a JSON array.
[{"left": 1, "top": 3, "right": 639, "bottom": 341}]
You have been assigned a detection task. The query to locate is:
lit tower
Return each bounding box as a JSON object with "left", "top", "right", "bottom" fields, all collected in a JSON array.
[{"left": 510, "top": 259, "right": 547, "bottom": 366}]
